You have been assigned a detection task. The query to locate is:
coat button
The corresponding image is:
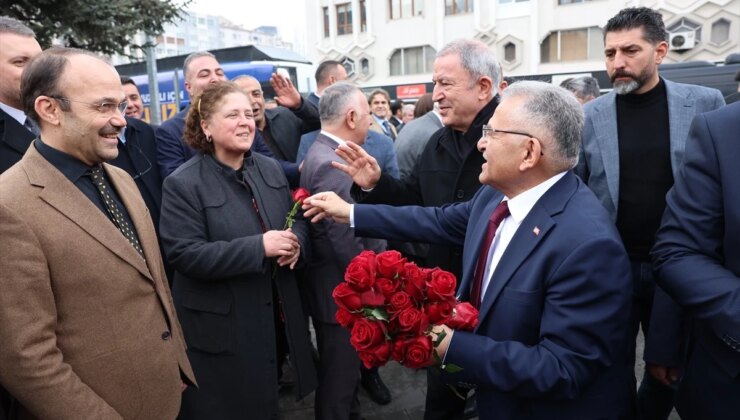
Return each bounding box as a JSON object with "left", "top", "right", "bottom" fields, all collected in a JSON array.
[
  {"left": 161, "top": 330, "right": 171, "bottom": 340},
  {"left": 456, "top": 189, "right": 465, "bottom": 199}
]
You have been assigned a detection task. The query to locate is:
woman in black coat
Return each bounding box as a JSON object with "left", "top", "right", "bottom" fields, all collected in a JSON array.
[{"left": 160, "top": 81, "right": 317, "bottom": 419}]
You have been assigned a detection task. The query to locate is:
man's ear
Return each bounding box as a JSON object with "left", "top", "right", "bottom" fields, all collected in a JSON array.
[
  {"left": 654, "top": 41, "right": 668, "bottom": 64},
  {"left": 478, "top": 76, "right": 493, "bottom": 100},
  {"left": 35, "top": 97, "right": 61, "bottom": 127},
  {"left": 346, "top": 108, "right": 357, "bottom": 129},
  {"left": 519, "top": 138, "right": 543, "bottom": 172}
]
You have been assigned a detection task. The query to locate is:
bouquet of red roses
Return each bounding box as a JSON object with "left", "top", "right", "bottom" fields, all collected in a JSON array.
[{"left": 333, "top": 250, "right": 478, "bottom": 370}]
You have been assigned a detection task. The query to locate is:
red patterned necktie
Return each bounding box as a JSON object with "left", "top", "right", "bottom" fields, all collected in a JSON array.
[{"left": 469, "top": 200, "right": 510, "bottom": 308}]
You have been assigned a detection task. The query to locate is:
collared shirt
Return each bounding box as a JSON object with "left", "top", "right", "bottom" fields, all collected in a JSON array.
[
  {"left": 480, "top": 171, "right": 567, "bottom": 299},
  {"left": 34, "top": 138, "right": 137, "bottom": 229},
  {"left": 320, "top": 130, "right": 348, "bottom": 147},
  {"left": 0, "top": 102, "right": 28, "bottom": 126},
  {"left": 373, "top": 115, "right": 391, "bottom": 134}
]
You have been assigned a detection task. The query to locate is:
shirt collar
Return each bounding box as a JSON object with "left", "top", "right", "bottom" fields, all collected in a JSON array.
[
  {"left": 505, "top": 171, "right": 567, "bottom": 224},
  {"left": 0, "top": 102, "right": 27, "bottom": 126},
  {"left": 320, "top": 130, "right": 347, "bottom": 147},
  {"left": 372, "top": 114, "right": 387, "bottom": 127},
  {"left": 34, "top": 138, "right": 93, "bottom": 184}
]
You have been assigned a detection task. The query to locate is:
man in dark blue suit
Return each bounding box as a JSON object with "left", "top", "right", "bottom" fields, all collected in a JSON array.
[
  {"left": 652, "top": 102, "right": 740, "bottom": 419},
  {"left": 303, "top": 81, "right": 633, "bottom": 420}
]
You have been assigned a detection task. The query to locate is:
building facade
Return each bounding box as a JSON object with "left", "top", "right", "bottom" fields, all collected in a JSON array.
[
  {"left": 111, "top": 11, "right": 291, "bottom": 65},
  {"left": 305, "top": 0, "right": 740, "bottom": 91}
]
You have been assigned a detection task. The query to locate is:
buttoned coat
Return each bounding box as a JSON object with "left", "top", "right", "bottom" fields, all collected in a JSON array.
[
  {"left": 300, "top": 134, "right": 386, "bottom": 323},
  {"left": 353, "top": 172, "right": 633, "bottom": 419},
  {"left": 160, "top": 153, "right": 317, "bottom": 420},
  {"left": 0, "top": 145, "right": 195, "bottom": 420},
  {"left": 652, "top": 102, "right": 740, "bottom": 418}
]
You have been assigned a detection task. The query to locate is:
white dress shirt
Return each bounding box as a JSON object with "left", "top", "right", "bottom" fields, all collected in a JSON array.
[
  {"left": 480, "top": 172, "right": 567, "bottom": 299},
  {"left": 0, "top": 102, "right": 28, "bottom": 126}
]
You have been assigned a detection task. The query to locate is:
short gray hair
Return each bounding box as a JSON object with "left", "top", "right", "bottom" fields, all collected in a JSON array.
[
  {"left": 501, "top": 81, "right": 584, "bottom": 170},
  {"left": 183, "top": 51, "right": 216, "bottom": 81},
  {"left": 560, "top": 76, "right": 600, "bottom": 102},
  {"left": 319, "top": 81, "right": 361, "bottom": 125},
  {"left": 437, "top": 39, "right": 501, "bottom": 95},
  {"left": 0, "top": 16, "right": 35, "bottom": 37}
]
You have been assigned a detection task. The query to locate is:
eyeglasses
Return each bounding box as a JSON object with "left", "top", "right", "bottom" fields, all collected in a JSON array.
[
  {"left": 128, "top": 139, "right": 152, "bottom": 180},
  {"left": 482, "top": 124, "right": 544, "bottom": 155},
  {"left": 50, "top": 96, "right": 128, "bottom": 115}
]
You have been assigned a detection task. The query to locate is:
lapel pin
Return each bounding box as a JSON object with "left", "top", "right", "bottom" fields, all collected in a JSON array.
[{"left": 533, "top": 226, "right": 540, "bottom": 236}]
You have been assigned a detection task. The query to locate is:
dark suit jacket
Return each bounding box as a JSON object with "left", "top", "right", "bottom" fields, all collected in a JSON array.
[
  {"left": 110, "top": 118, "right": 162, "bottom": 229},
  {"left": 296, "top": 130, "right": 399, "bottom": 178},
  {"left": 263, "top": 102, "right": 321, "bottom": 163},
  {"left": 300, "top": 134, "right": 385, "bottom": 323},
  {"left": 155, "top": 108, "right": 301, "bottom": 185},
  {"left": 652, "top": 102, "right": 740, "bottom": 414},
  {"left": 0, "top": 146, "right": 195, "bottom": 420},
  {"left": 0, "top": 108, "right": 35, "bottom": 174},
  {"left": 354, "top": 172, "right": 633, "bottom": 419}
]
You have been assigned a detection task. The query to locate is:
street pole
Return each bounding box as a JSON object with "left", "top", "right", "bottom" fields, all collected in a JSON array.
[{"left": 145, "top": 34, "right": 161, "bottom": 125}]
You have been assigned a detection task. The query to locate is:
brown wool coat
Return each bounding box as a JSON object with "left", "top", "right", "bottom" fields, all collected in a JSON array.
[{"left": 0, "top": 145, "right": 195, "bottom": 420}]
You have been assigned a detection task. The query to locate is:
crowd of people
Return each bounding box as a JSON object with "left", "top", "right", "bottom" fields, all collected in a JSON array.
[{"left": 0, "top": 5, "right": 738, "bottom": 420}]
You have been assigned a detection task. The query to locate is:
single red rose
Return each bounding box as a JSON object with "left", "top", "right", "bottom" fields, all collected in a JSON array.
[
  {"left": 401, "top": 335, "right": 434, "bottom": 369},
  {"left": 335, "top": 308, "right": 360, "bottom": 328},
  {"left": 344, "top": 255, "right": 376, "bottom": 291},
  {"left": 376, "top": 250, "right": 406, "bottom": 279},
  {"left": 358, "top": 341, "right": 391, "bottom": 369},
  {"left": 387, "top": 291, "right": 414, "bottom": 316},
  {"left": 447, "top": 302, "right": 479, "bottom": 331},
  {"left": 425, "top": 300, "right": 454, "bottom": 324},
  {"left": 391, "top": 336, "right": 409, "bottom": 361},
  {"left": 350, "top": 318, "right": 387, "bottom": 351},
  {"left": 397, "top": 307, "right": 429, "bottom": 334},
  {"left": 332, "top": 282, "right": 362, "bottom": 312},
  {"left": 291, "top": 187, "right": 311, "bottom": 204},
  {"left": 426, "top": 269, "right": 457, "bottom": 302},
  {"left": 376, "top": 277, "right": 398, "bottom": 299},
  {"left": 360, "top": 287, "right": 386, "bottom": 307},
  {"left": 402, "top": 262, "right": 426, "bottom": 301}
]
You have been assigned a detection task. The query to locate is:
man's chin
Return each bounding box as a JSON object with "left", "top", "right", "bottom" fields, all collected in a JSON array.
[{"left": 612, "top": 79, "right": 640, "bottom": 95}]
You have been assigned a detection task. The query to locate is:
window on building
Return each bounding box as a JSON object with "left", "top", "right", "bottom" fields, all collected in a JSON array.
[
  {"left": 390, "top": 45, "right": 436, "bottom": 76},
  {"left": 342, "top": 57, "right": 356, "bottom": 77},
  {"left": 504, "top": 42, "right": 516, "bottom": 62},
  {"left": 336, "top": 3, "right": 353, "bottom": 35},
  {"left": 390, "top": 0, "right": 423, "bottom": 19},
  {"left": 445, "top": 0, "right": 473, "bottom": 16},
  {"left": 710, "top": 18, "right": 730, "bottom": 45},
  {"left": 558, "top": 0, "right": 591, "bottom": 4},
  {"left": 323, "top": 7, "right": 330, "bottom": 38},
  {"left": 361, "top": 58, "right": 370, "bottom": 76},
  {"left": 360, "top": 0, "right": 367, "bottom": 32},
  {"left": 540, "top": 27, "right": 602, "bottom": 63}
]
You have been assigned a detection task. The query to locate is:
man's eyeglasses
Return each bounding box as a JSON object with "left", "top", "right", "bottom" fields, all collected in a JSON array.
[
  {"left": 50, "top": 96, "right": 128, "bottom": 115},
  {"left": 482, "top": 125, "right": 544, "bottom": 155},
  {"left": 482, "top": 125, "right": 535, "bottom": 139}
]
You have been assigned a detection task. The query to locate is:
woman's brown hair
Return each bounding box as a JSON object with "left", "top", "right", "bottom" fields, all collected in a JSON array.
[{"left": 184, "top": 81, "right": 248, "bottom": 154}]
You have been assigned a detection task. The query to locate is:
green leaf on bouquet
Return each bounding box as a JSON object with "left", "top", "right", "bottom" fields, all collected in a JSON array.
[
  {"left": 363, "top": 307, "right": 389, "bottom": 322},
  {"left": 433, "top": 330, "right": 447, "bottom": 347},
  {"left": 442, "top": 363, "right": 463, "bottom": 373}
]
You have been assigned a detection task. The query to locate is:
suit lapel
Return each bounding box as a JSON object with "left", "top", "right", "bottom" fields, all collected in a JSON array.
[
  {"left": 24, "top": 148, "right": 153, "bottom": 282},
  {"left": 665, "top": 80, "right": 695, "bottom": 176},
  {"left": 123, "top": 124, "right": 160, "bottom": 208},
  {"left": 476, "top": 173, "right": 575, "bottom": 323},
  {"left": 592, "top": 95, "right": 620, "bottom": 213},
  {"left": 1, "top": 109, "right": 36, "bottom": 154}
]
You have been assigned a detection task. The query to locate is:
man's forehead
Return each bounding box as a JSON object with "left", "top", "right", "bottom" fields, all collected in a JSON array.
[
  {"left": 189, "top": 56, "right": 221, "bottom": 73},
  {"left": 605, "top": 27, "right": 649, "bottom": 46},
  {"left": 0, "top": 33, "right": 41, "bottom": 57}
]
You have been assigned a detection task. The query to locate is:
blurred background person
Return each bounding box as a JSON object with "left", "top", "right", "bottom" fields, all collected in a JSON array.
[
  {"left": 0, "top": 15, "right": 41, "bottom": 174},
  {"left": 389, "top": 99, "right": 404, "bottom": 129},
  {"left": 121, "top": 75, "right": 144, "bottom": 119},
  {"left": 560, "top": 76, "right": 601, "bottom": 105},
  {"left": 159, "top": 81, "right": 317, "bottom": 420},
  {"left": 368, "top": 89, "right": 397, "bottom": 140}
]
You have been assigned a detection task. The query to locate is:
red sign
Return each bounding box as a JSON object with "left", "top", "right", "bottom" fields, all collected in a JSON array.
[{"left": 396, "top": 84, "right": 427, "bottom": 99}]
